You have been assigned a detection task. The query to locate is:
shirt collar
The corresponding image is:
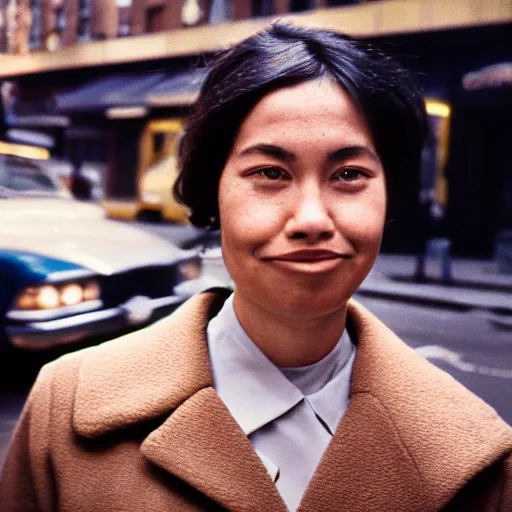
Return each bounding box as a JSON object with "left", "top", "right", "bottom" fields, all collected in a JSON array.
[
  {"left": 207, "top": 294, "right": 303, "bottom": 435},
  {"left": 306, "top": 345, "right": 355, "bottom": 434},
  {"left": 207, "top": 294, "right": 355, "bottom": 437},
  {"left": 279, "top": 329, "right": 355, "bottom": 434}
]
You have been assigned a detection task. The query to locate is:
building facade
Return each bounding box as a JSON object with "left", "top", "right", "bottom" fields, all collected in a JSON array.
[
  {"left": 6, "top": 0, "right": 498, "bottom": 56},
  {"left": 0, "top": 0, "right": 511, "bottom": 256}
]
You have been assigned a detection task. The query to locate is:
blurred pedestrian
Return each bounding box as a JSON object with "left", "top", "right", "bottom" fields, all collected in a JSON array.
[
  {"left": 1, "top": 23, "right": 511, "bottom": 512},
  {"left": 414, "top": 123, "right": 452, "bottom": 283},
  {"left": 70, "top": 156, "right": 92, "bottom": 200}
]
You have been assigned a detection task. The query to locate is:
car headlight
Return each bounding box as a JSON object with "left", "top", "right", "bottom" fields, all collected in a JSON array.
[
  {"left": 15, "top": 280, "right": 101, "bottom": 311},
  {"left": 37, "top": 285, "right": 61, "bottom": 309},
  {"left": 141, "top": 191, "right": 162, "bottom": 205},
  {"left": 60, "top": 284, "right": 83, "bottom": 306}
]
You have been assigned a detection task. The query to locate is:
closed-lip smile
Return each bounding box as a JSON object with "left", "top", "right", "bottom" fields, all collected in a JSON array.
[{"left": 265, "top": 250, "right": 351, "bottom": 262}]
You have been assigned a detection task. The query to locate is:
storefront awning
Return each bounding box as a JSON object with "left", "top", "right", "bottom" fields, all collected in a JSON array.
[
  {"left": 146, "top": 69, "right": 206, "bottom": 107},
  {"left": 55, "top": 72, "right": 165, "bottom": 113},
  {"left": 54, "top": 69, "right": 207, "bottom": 114}
]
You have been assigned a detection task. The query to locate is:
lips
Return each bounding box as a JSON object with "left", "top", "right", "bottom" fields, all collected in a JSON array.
[{"left": 266, "top": 250, "right": 349, "bottom": 262}]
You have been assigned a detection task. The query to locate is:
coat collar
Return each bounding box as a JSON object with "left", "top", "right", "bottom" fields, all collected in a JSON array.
[
  {"left": 73, "top": 289, "right": 512, "bottom": 511},
  {"left": 73, "top": 288, "right": 230, "bottom": 437}
]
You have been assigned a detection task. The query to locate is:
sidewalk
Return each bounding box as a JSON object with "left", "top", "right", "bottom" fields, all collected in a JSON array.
[{"left": 357, "top": 255, "right": 512, "bottom": 319}]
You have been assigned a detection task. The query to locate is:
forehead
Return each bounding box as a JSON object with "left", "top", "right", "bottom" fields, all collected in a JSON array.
[{"left": 232, "top": 78, "right": 375, "bottom": 150}]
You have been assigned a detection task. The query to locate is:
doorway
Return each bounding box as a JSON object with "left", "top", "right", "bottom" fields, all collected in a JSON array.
[{"left": 447, "top": 102, "right": 512, "bottom": 257}]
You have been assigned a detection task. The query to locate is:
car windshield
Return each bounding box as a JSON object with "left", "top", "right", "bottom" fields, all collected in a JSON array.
[{"left": 0, "top": 156, "right": 60, "bottom": 196}]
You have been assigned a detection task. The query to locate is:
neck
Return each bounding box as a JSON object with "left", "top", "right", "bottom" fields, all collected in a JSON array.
[{"left": 232, "top": 291, "right": 348, "bottom": 367}]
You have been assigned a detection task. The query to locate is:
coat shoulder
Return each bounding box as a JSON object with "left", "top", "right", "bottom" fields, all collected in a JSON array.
[
  {"left": 348, "top": 300, "right": 510, "bottom": 435},
  {"left": 347, "top": 300, "right": 512, "bottom": 509},
  {"left": 70, "top": 290, "right": 227, "bottom": 438}
]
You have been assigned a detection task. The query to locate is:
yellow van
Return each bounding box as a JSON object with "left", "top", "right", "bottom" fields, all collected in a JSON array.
[
  {"left": 138, "top": 154, "right": 188, "bottom": 223},
  {"left": 103, "top": 118, "right": 189, "bottom": 224}
]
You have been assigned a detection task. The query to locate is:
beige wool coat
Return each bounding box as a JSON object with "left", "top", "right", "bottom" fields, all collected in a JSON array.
[{"left": 1, "top": 288, "right": 512, "bottom": 512}]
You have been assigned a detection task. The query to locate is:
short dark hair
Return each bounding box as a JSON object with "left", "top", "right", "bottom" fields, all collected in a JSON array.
[{"left": 175, "top": 23, "right": 427, "bottom": 229}]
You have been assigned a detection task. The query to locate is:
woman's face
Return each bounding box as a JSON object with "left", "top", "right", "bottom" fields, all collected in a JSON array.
[{"left": 218, "top": 78, "right": 386, "bottom": 320}]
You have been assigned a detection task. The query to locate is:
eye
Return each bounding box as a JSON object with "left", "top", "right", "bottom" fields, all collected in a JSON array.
[
  {"left": 332, "top": 167, "right": 367, "bottom": 182},
  {"left": 253, "top": 167, "right": 289, "bottom": 181}
]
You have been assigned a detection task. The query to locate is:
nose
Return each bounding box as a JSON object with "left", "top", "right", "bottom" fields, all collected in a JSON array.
[{"left": 284, "top": 184, "right": 335, "bottom": 243}]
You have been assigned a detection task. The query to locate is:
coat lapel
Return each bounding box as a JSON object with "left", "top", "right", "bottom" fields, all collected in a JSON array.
[
  {"left": 73, "top": 290, "right": 225, "bottom": 437},
  {"left": 298, "top": 300, "right": 512, "bottom": 512},
  {"left": 141, "top": 387, "right": 286, "bottom": 511},
  {"left": 298, "top": 392, "right": 430, "bottom": 512}
]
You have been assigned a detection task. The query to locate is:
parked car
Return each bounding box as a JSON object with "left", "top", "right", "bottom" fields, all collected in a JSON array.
[{"left": 0, "top": 154, "right": 197, "bottom": 353}]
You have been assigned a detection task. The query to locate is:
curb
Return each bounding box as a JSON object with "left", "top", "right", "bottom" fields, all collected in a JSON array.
[{"left": 355, "top": 286, "right": 512, "bottom": 316}]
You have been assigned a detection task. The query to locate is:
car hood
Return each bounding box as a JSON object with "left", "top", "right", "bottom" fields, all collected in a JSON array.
[{"left": 1, "top": 198, "right": 184, "bottom": 275}]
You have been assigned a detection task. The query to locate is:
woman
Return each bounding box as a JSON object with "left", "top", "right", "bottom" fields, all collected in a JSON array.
[{"left": 1, "top": 24, "right": 511, "bottom": 512}]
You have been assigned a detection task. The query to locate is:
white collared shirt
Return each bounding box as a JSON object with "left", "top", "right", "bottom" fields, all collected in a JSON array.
[{"left": 207, "top": 294, "right": 355, "bottom": 511}]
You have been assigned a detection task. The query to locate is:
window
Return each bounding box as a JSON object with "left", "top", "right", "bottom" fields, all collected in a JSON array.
[
  {"left": 0, "top": 157, "right": 58, "bottom": 194},
  {"left": 56, "top": 7, "right": 66, "bottom": 31},
  {"left": 77, "top": 0, "right": 92, "bottom": 42},
  {"left": 118, "top": 24, "right": 130, "bottom": 36},
  {"left": 29, "top": 0, "right": 43, "bottom": 50},
  {"left": 146, "top": 6, "right": 164, "bottom": 33},
  {"left": 118, "top": 5, "right": 131, "bottom": 37}
]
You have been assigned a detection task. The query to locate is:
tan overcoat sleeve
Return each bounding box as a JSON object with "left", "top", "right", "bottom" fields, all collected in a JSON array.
[
  {"left": 0, "top": 364, "right": 57, "bottom": 512},
  {"left": 502, "top": 454, "right": 512, "bottom": 512}
]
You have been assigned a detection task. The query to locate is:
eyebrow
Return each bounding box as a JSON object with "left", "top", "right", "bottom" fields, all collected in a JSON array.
[
  {"left": 327, "top": 146, "right": 380, "bottom": 164},
  {"left": 238, "top": 144, "right": 296, "bottom": 163},
  {"left": 238, "top": 143, "right": 380, "bottom": 165}
]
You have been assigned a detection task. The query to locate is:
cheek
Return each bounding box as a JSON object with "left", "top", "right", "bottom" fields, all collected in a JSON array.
[
  {"left": 219, "top": 182, "right": 284, "bottom": 251},
  {"left": 334, "top": 188, "right": 387, "bottom": 248}
]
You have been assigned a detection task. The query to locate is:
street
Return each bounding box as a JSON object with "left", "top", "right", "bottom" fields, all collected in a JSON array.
[{"left": 1, "top": 290, "right": 510, "bottom": 470}]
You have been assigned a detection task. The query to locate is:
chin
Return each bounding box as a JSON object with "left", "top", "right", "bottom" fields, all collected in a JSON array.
[{"left": 261, "top": 283, "right": 354, "bottom": 321}]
